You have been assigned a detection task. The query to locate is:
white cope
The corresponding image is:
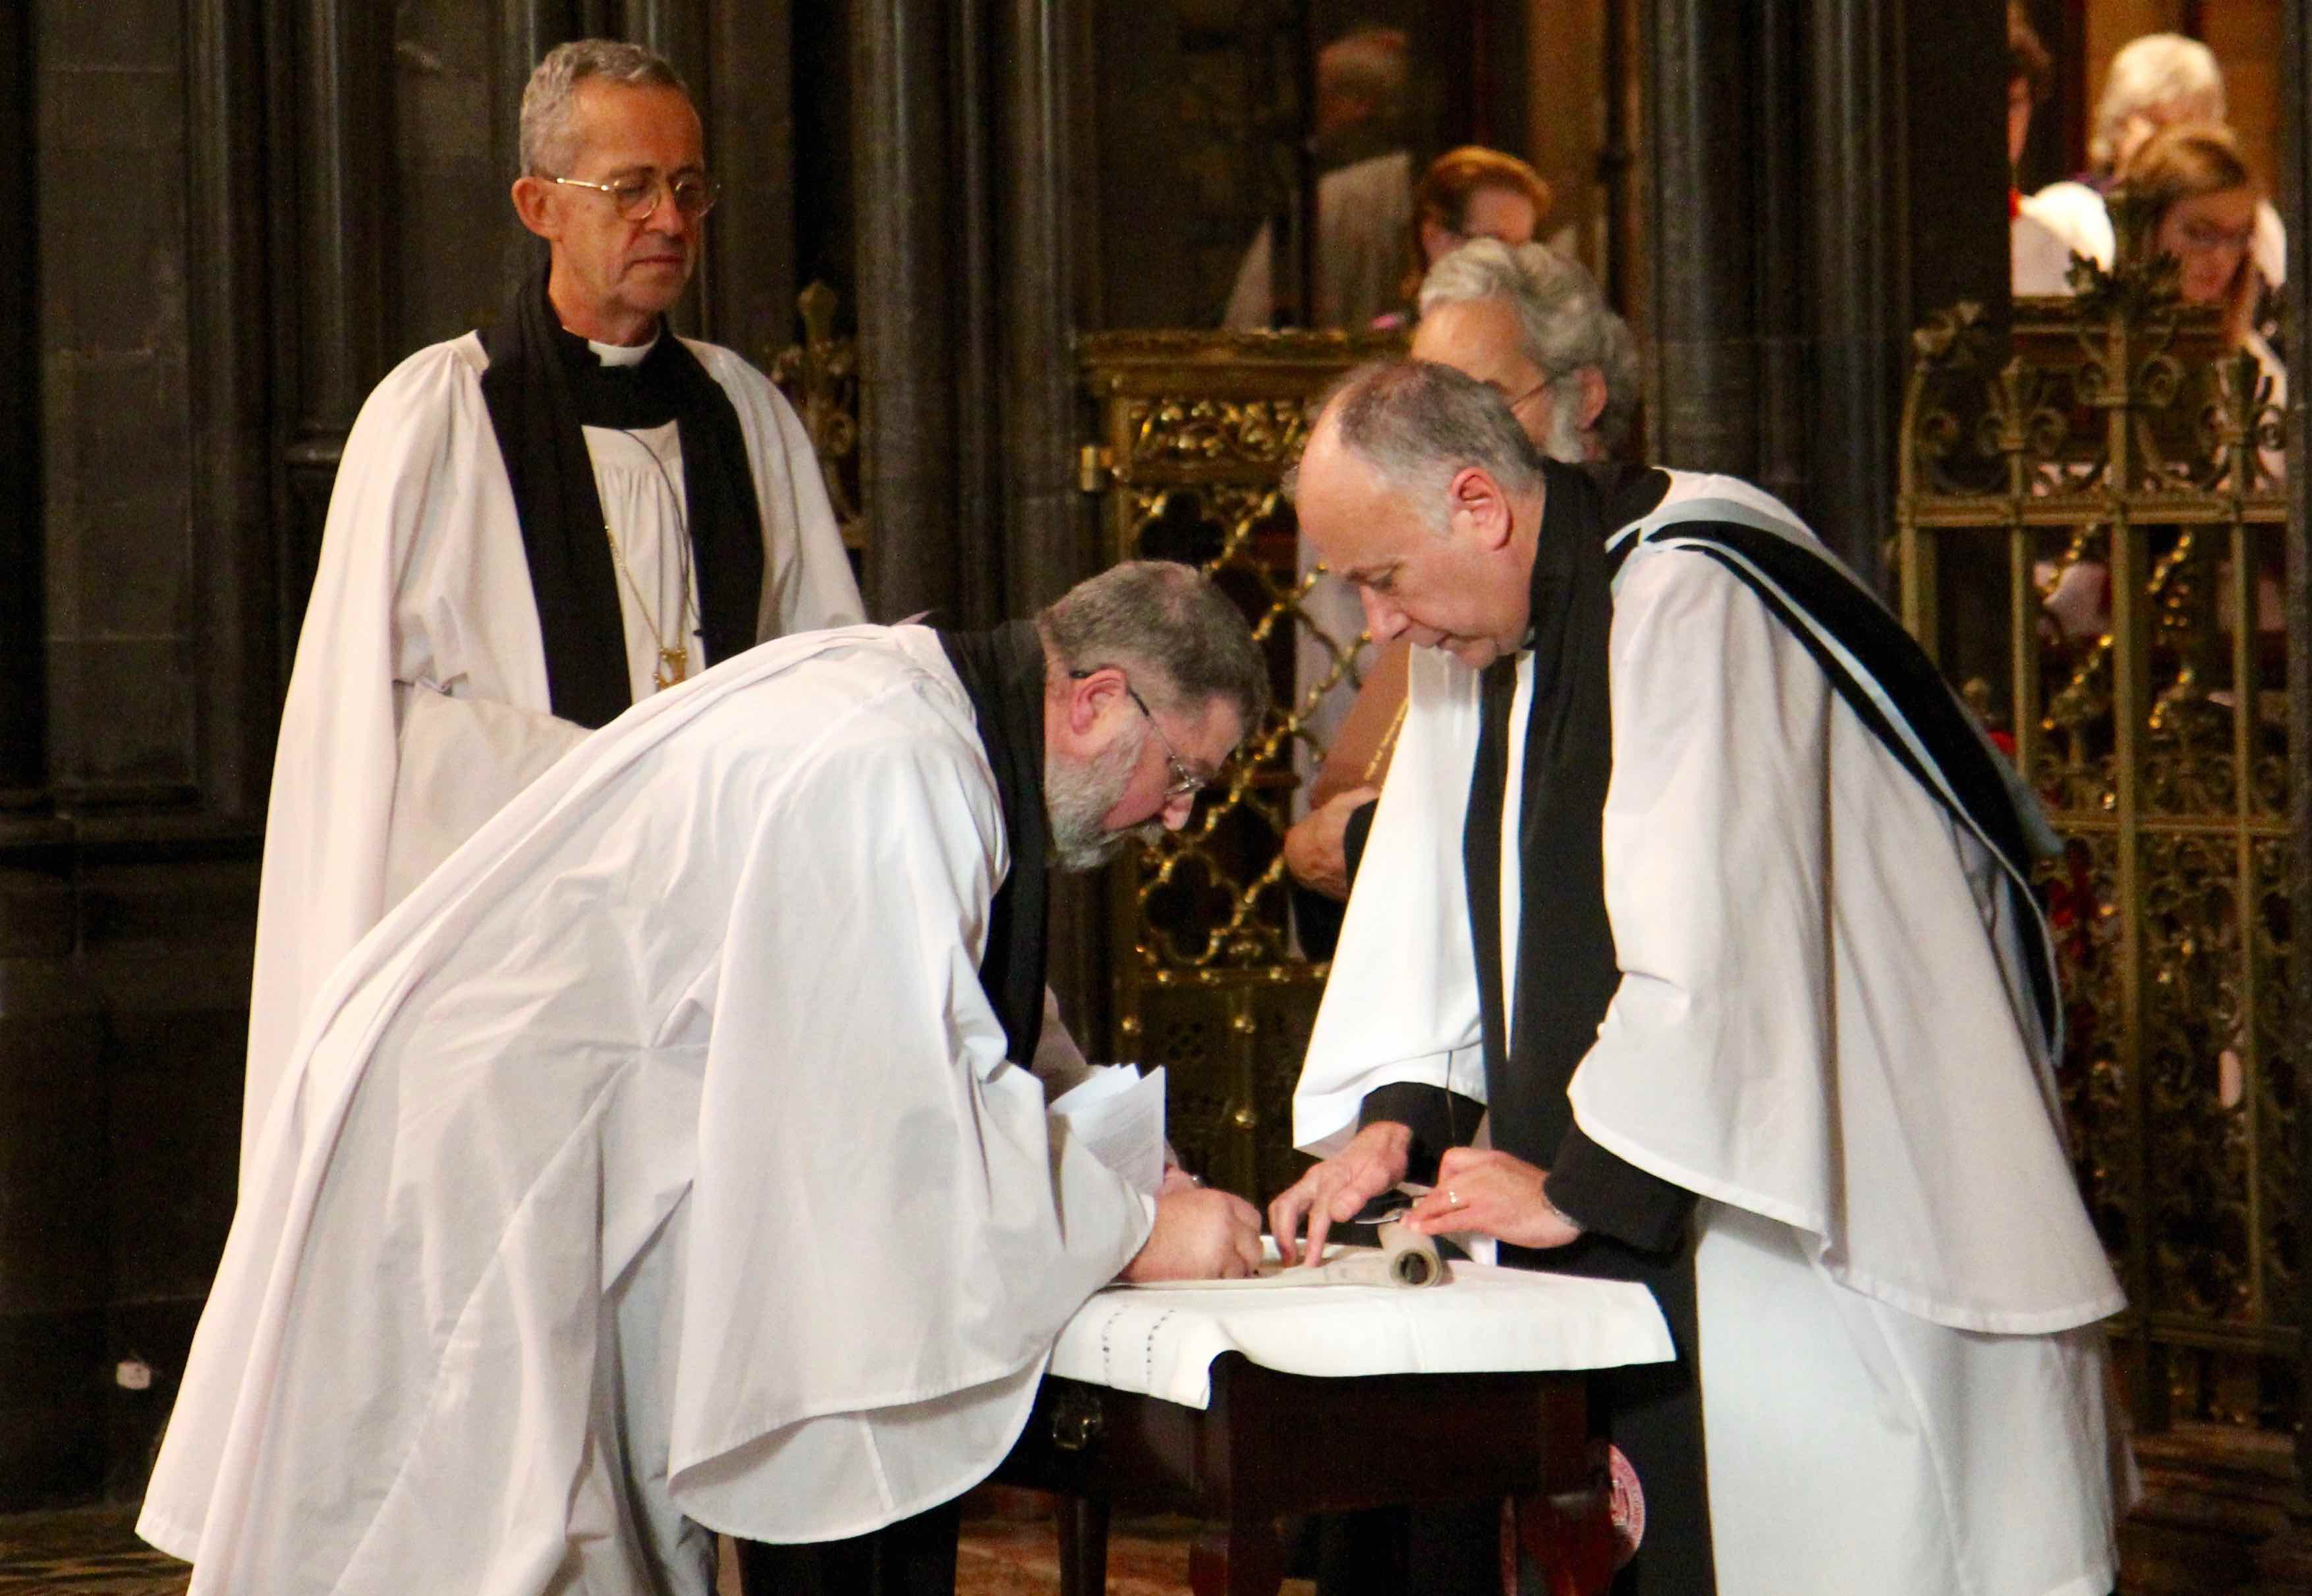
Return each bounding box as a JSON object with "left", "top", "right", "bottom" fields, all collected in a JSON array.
[
  {"left": 142, "top": 626, "right": 1152, "bottom": 1596},
  {"left": 1295, "top": 471, "right": 2133, "bottom": 1596}
]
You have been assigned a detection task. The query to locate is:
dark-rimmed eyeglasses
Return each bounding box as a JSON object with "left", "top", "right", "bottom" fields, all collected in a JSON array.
[
  {"left": 548, "top": 170, "right": 721, "bottom": 221},
  {"left": 1071, "top": 670, "right": 1209, "bottom": 799}
]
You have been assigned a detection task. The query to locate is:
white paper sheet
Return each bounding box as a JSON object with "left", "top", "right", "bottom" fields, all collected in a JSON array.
[{"left": 1048, "top": 1064, "right": 1167, "bottom": 1198}]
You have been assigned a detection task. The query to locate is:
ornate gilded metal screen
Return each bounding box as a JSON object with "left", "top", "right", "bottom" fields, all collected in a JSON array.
[
  {"left": 769, "top": 281, "right": 866, "bottom": 558},
  {"left": 1896, "top": 231, "right": 2294, "bottom": 1431},
  {"left": 1081, "top": 331, "right": 1399, "bottom": 1201}
]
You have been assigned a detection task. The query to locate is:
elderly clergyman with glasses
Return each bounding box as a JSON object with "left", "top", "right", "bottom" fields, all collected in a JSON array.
[{"left": 239, "top": 39, "right": 863, "bottom": 1189}]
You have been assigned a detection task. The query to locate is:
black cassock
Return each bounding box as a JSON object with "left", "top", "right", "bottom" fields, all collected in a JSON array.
[{"left": 1316, "top": 462, "right": 1712, "bottom": 1596}]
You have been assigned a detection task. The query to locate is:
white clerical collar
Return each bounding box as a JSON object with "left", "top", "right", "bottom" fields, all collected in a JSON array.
[{"left": 588, "top": 329, "right": 661, "bottom": 367}]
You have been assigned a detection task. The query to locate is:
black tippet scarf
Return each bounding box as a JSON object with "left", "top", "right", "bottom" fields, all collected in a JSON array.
[
  {"left": 1463, "top": 460, "right": 1625, "bottom": 1173},
  {"left": 1466, "top": 460, "right": 1717, "bottom": 1596},
  {"left": 478, "top": 269, "right": 767, "bottom": 729},
  {"left": 938, "top": 622, "right": 1052, "bottom": 1064}
]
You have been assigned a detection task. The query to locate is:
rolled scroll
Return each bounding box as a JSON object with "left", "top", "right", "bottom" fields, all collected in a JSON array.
[
  {"left": 1252, "top": 1221, "right": 1446, "bottom": 1288},
  {"left": 1127, "top": 1221, "right": 1451, "bottom": 1289},
  {"left": 1374, "top": 1219, "right": 1444, "bottom": 1286}
]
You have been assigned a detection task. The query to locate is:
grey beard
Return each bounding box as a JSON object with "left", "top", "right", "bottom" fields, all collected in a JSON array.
[{"left": 1045, "top": 724, "right": 1164, "bottom": 872}]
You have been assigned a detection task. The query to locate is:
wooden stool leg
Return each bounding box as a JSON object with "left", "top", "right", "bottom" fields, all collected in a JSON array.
[
  {"left": 1054, "top": 1494, "right": 1110, "bottom": 1596},
  {"left": 1189, "top": 1517, "right": 1284, "bottom": 1596},
  {"left": 1516, "top": 1487, "right": 1617, "bottom": 1596}
]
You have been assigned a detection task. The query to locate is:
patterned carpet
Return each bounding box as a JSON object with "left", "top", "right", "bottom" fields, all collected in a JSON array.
[{"left": 0, "top": 1502, "right": 1317, "bottom": 1596}]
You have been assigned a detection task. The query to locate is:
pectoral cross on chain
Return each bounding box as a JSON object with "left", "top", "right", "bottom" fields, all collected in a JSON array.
[{"left": 654, "top": 646, "right": 689, "bottom": 691}]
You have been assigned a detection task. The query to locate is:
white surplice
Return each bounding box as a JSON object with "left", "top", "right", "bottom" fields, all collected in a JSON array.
[
  {"left": 1222, "top": 150, "right": 1413, "bottom": 331},
  {"left": 2022, "top": 179, "right": 2287, "bottom": 290},
  {"left": 1297, "top": 472, "right": 2131, "bottom": 1595},
  {"left": 141, "top": 625, "right": 1152, "bottom": 1596},
  {"left": 242, "top": 329, "right": 864, "bottom": 1183}
]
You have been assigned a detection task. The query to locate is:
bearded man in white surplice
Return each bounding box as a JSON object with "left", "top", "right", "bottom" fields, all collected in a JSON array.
[
  {"left": 242, "top": 38, "right": 863, "bottom": 1183},
  {"left": 140, "top": 561, "right": 1268, "bottom": 1596}
]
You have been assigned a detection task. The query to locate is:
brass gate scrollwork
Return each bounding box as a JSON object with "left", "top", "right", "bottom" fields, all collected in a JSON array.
[
  {"left": 770, "top": 281, "right": 866, "bottom": 557},
  {"left": 1898, "top": 201, "right": 2292, "bottom": 1434},
  {"left": 1082, "top": 330, "right": 1400, "bottom": 1200}
]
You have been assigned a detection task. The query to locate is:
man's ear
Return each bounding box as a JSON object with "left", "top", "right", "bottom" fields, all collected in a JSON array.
[
  {"left": 1577, "top": 367, "right": 1608, "bottom": 431},
  {"left": 511, "top": 175, "right": 558, "bottom": 241},
  {"left": 1063, "top": 665, "right": 1129, "bottom": 736},
  {"left": 1446, "top": 465, "right": 1515, "bottom": 551}
]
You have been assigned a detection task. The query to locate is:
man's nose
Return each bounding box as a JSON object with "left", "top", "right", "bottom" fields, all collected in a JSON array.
[
  {"left": 1360, "top": 587, "right": 1407, "bottom": 644},
  {"left": 639, "top": 183, "right": 693, "bottom": 236}
]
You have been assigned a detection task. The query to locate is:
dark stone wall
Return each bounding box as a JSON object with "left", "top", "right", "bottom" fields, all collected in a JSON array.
[
  {"left": 3, "top": 0, "right": 260, "bottom": 1512},
  {"left": 1, "top": 0, "right": 824, "bottom": 1512},
  {"left": 0, "top": 831, "right": 258, "bottom": 1510},
  {"left": 0, "top": 0, "right": 41, "bottom": 800},
  {"left": 1642, "top": 0, "right": 2008, "bottom": 582},
  {"left": 1086, "top": 1, "right": 1533, "bottom": 333},
  {"left": 392, "top": 0, "right": 538, "bottom": 347},
  {"left": 37, "top": 0, "right": 200, "bottom": 802}
]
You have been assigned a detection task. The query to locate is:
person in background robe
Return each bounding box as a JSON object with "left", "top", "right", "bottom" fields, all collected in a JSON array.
[
  {"left": 239, "top": 37, "right": 864, "bottom": 1186},
  {"left": 139, "top": 561, "right": 1270, "bottom": 1596},
  {"left": 1286, "top": 239, "right": 1641, "bottom": 953},
  {"left": 1223, "top": 26, "right": 1415, "bottom": 331},
  {"left": 2021, "top": 32, "right": 2286, "bottom": 296},
  {"left": 2005, "top": 4, "right": 2078, "bottom": 293},
  {"left": 1271, "top": 360, "right": 2131, "bottom": 1596}
]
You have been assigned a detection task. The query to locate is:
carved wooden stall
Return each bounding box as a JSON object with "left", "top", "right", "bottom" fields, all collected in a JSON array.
[
  {"left": 1079, "top": 331, "right": 1398, "bottom": 1201},
  {"left": 1896, "top": 209, "right": 2295, "bottom": 1436}
]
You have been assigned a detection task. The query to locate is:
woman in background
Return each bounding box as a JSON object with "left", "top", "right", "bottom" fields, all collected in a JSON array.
[
  {"left": 2021, "top": 32, "right": 2285, "bottom": 294},
  {"left": 1375, "top": 147, "right": 1552, "bottom": 327},
  {"left": 2123, "top": 122, "right": 2274, "bottom": 354},
  {"left": 2041, "top": 121, "right": 2282, "bottom": 644}
]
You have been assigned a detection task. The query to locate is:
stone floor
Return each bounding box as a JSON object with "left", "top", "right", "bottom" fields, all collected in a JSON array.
[
  {"left": 4, "top": 1432, "right": 2301, "bottom": 1596},
  {"left": 0, "top": 1508, "right": 186, "bottom": 1596},
  {"left": 0, "top": 1502, "right": 1318, "bottom": 1596}
]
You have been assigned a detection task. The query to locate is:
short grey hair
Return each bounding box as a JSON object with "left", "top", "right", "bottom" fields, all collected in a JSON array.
[
  {"left": 1419, "top": 238, "right": 1643, "bottom": 456},
  {"left": 1288, "top": 359, "right": 1548, "bottom": 534},
  {"left": 1318, "top": 26, "right": 1411, "bottom": 126},
  {"left": 520, "top": 39, "right": 690, "bottom": 177},
  {"left": 2091, "top": 34, "right": 2224, "bottom": 170},
  {"left": 1040, "top": 561, "right": 1270, "bottom": 731}
]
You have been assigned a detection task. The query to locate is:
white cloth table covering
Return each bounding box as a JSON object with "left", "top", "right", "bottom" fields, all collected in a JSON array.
[{"left": 1049, "top": 1258, "right": 1672, "bottom": 1410}]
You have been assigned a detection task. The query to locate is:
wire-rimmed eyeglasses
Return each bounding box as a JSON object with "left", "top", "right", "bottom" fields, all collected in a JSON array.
[
  {"left": 547, "top": 169, "right": 721, "bottom": 221},
  {"left": 1071, "top": 670, "right": 1209, "bottom": 799}
]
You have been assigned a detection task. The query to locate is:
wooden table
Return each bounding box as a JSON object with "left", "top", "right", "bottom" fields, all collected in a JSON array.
[{"left": 992, "top": 1352, "right": 1616, "bottom": 1596}]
